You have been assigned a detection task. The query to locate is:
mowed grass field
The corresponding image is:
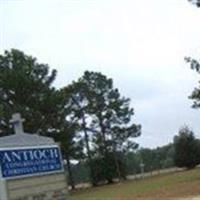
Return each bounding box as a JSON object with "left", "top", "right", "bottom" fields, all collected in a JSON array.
[{"left": 71, "top": 167, "right": 200, "bottom": 200}]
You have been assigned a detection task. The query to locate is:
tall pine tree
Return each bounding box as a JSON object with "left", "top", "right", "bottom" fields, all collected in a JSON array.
[{"left": 66, "top": 71, "right": 141, "bottom": 183}]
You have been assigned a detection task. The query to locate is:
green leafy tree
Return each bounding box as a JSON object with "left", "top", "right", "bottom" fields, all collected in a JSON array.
[
  {"left": 62, "top": 82, "right": 97, "bottom": 186},
  {"left": 71, "top": 161, "right": 90, "bottom": 184},
  {"left": 125, "top": 143, "right": 175, "bottom": 175},
  {"left": 161, "top": 144, "right": 175, "bottom": 168},
  {"left": 91, "top": 153, "right": 127, "bottom": 184},
  {"left": 54, "top": 121, "right": 84, "bottom": 190},
  {"left": 79, "top": 71, "right": 141, "bottom": 152},
  {"left": 52, "top": 90, "right": 85, "bottom": 190},
  {"left": 185, "top": 57, "right": 200, "bottom": 108},
  {"left": 125, "top": 152, "right": 140, "bottom": 174},
  {"left": 0, "top": 49, "right": 61, "bottom": 136},
  {"left": 151, "top": 144, "right": 175, "bottom": 170},
  {"left": 66, "top": 71, "right": 141, "bottom": 184},
  {"left": 0, "top": 49, "right": 84, "bottom": 190},
  {"left": 173, "top": 126, "right": 200, "bottom": 169},
  {"left": 139, "top": 148, "right": 154, "bottom": 172}
]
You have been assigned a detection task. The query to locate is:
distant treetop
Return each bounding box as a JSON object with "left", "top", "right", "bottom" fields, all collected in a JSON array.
[{"left": 188, "top": 0, "right": 200, "bottom": 7}]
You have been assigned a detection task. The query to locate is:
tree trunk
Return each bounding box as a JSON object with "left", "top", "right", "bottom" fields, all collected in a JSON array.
[
  {"left": 71, "top": 96, "right": 96, "bottom": 186},
  {"left": 82, "top": 114, "right": 97, "bottom": 186},
  {"left": 99, "top": 115, "right": 108, "bottom": 155},
  {"left": 66, "top": 156, "right": 75, "bottom": 190},
  {"left": 113, "top": 151, "right": 122, "bottom": 182}
]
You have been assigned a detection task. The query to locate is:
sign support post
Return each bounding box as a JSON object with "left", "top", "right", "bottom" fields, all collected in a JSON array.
[{"left": 0, "top": 166, "right": 8, "bottom": 200}]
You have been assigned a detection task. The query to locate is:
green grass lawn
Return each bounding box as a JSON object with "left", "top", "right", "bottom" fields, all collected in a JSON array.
[{"left": 71, "top": 168, "right": 200, "bottom": 200}]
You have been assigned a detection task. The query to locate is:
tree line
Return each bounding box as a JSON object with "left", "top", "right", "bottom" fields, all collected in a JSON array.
[{"left": 69, "top": 128, "right": 200, "bottom": 186}]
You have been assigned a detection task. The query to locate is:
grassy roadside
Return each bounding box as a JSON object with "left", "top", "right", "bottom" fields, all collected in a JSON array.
[{"left": 71, "top": 167, "right": 200, "bottom": 200}]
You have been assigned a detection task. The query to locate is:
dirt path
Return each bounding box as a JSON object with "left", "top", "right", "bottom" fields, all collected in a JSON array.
[{"left": 178, "top": 197, "right": 200, "bottom": 200}]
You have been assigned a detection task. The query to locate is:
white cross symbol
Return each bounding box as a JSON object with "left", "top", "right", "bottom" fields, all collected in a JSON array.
[{"left": 9, "top": 113, "right": 25, "bottom": 135}]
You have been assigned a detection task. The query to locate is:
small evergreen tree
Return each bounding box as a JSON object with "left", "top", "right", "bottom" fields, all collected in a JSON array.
[{"left": 173, "top": 126, "right": 200, "bottom": 169}]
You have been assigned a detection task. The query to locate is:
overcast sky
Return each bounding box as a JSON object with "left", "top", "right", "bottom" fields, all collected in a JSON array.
[{"left": 1, "top": 0, "right": 200, "bottom": 148}]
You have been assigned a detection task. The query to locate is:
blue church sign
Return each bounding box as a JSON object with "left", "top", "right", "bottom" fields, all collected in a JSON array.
[{"left": 0, "top": 146, "right": 63, "bottom": 178}]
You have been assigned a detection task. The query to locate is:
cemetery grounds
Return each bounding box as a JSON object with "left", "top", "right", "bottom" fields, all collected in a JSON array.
[{"left": 71, "top": 167, "right": 200, "bottom": 200}]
